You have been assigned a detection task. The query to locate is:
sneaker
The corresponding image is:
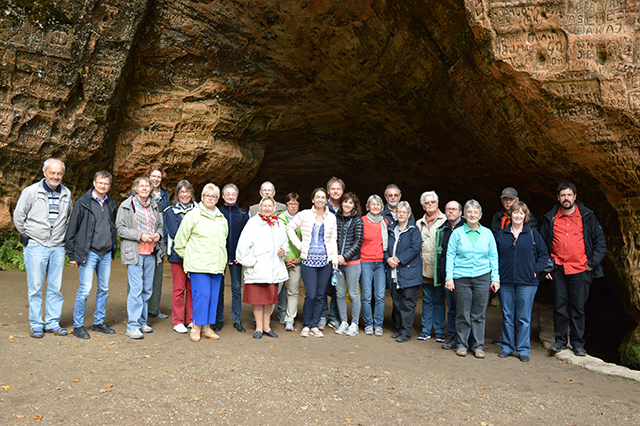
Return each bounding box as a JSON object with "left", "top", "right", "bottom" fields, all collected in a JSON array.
[
  {"left": 317, "top": 317, "right": 327, "bottom": 331},
  {"left": 435, "top": 334, "right": 445, "bottom": 343},
  {"left": 441, "top": 338, "right": 457, "bottom": 350},
  {"left": 140, "top": 324, "right": 153, "bottom": 333},
  {"left": 173, "top": 324, "right": 188, "bottom": 334},
  {"left": 328, "top": 320, "right": 340, "bottom": 330},
  {"left": 417, "top": 333, "right": 431, "bottom": 341},
  {"left": 72, "top": 326, "right": 90, "bottom": 339},
  {"left": 187, "top": 322, "right": 193, "bottom": 328},
  {"left": 285, "top": 322, "right": 294, "bottom": 331},
  {"left": 335, "top": 322, "right": 349, "bottom": 334},
  {"left": 279, "top": 315, "right": 286, "bottom": 324},
  {"left": 474, "top": 349, "right": 486, "bottom": 359},
  {"left": 456, "top": 346, "right": 467, "bottom": 357},
  {"left": 519, "top": 355, "right": 530, "bottom": 362},
  {"left": 549, "top": 342, "right": 567, "bottom": 353},
  {"left": 309, "top": 327, "right": 324, "bottom": 338},
  {"left": 345, "top": 323, "right": 359, "bottom": 336},
  {"left": 300, "top": 327, "right": 310, "bottom": 337},
  {"left": 92, "top": 323, "right": 115, "bottom": 334},
  {"left": 498, "top": 350, "right": 511, "bottom": 358},
  {"left": 126, "top": 328, "right": 143, "bottom": 339},
  {"left": 573, "top": 347, "right": 587, "bottom": 357}
]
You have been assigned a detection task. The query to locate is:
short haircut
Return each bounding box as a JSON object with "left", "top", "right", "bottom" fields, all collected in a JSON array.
[
  {"left": 259, "top": 196, "right": 276, "bottom": 213},
  {"left": 463, "top": 199, "right": 482, "bottom": 215},
  {"left": 446, "top": 201, "right": 463, "bottom": 212},
  {"left": 509, "top": 201, "right": 530, "bottom": 224},
  {"left": 311, "top": 187, "right": 328, "bottom": 200},
  {"left": 201, "top": 183, "right": 220, "bottom": 201},
  {"left": 326, "top": 176, "right": 345, "bottom": 192},
  {"left": 43, "top": 158, "right": 65, "bottom": 173},
  {"left": 384, "top": 184, "right": 400, "bottom": 196},
  {"left": 173, "top": 180, "right": 194, "bottom": 204},
  {"left": 396, "top": 200, "right": 412, "bottom": 215},
  {"left": 94, "top": 170, "right": 112, "bottom": 182},
  {"left": 284, "top": 192, "right": 300, "bottom": 204},
  {"left": 557, "top": 182, "right": 577, "bottom": 195},
  {"left": 339, "top": 192, "right": 363, "bottom": 216},
  {"left": 131, "top": 177, "right": 153, "bottom": 195},
  {"left": 146, "top": 165, "right": 166, "bottom": 179},
  {"left": 222, "top": 183, "right": 239, "bottom": 196},
  {"left": 260, "top": 181, "right": 275, "bottom": 194},
  {"left": 420, "top": 190, "right": 439, "bottom": 205},
  {"left": 366, "top": 194, "right": 384, "bottom": 211}
]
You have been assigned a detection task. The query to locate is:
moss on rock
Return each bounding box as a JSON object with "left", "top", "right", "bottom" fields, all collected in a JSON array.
[{"left": 619, "top": 327, "right": 640, "bottom": 370}]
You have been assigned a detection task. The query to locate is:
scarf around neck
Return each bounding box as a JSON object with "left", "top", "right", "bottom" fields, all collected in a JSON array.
[
  {"left": 133, "top": 195, "right": 157, "bottom": 235},
  {"left": 366, "top": 212, "right": 388, "bottom": 251},
  {"left": 259, "top": 213, "right": 279, "bottom": 226}
]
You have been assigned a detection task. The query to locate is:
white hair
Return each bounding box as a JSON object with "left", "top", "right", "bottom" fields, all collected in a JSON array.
[{"left": 420, "top": 191, "right": 439, "bottom": 205}]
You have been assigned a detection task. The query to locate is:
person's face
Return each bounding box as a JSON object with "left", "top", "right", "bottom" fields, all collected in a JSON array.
[
  {"left": 261, "top": 199, "right": 275, "bottom": 216},
  {"left": 313, "top": 191, "right": 327, "bottom": 210},
  {"left": 149, "top": 170, "right": 163, "bottom": 190},
  {"left": 260, "top": 183, "right": 275, "bottom": 197},
  {"left": 501, "top": 196, "right": 518, "bottom": 211},
  {"left": 465, "top": 207, "right": 482, "bottom": 226},
  {"left": 422, "top": 195, "right": 438, "bottom": 215},
  {"left": 44, "top": 161, "right": 64, "bottom": 189},
  {"left": 202, "top": 192, "right": 218, "bottom": 209},
  {"left": 178, "top": 187, "right": 193, "bottom": 205},
  {"left": 342, "top": 198, "right": 354, "bottom": 215},
  {"left": 286, "top": 199, "right": 299, "bottom": 216},
  {"left": 397, "top": 207, "right": 409, "bottom": 224},
  {"left": 368, "top": 200, "right": 382, "bottom": 215},
  {"left": 137, "top": 180, "right": 151, "bottom": 199},
  {"left": 93, "top": 176, "right": 111, "bottom": 198},
  {"left": 385, "top": 188, "right": 401, "bottom": 207},
  {"left": 329, "top": 181, "right": 343, "bottom": 202},
  {"left": 222, "top": 188, "right": 237, "bottom": 206},
  {"left": 511, "top": 208, "right": 525, "bottom": 226},
  {"left": 557, "top": 189, "right": 576, "bottom": 210},
  {"left": 444, "top": 202, "right": 462, "bottom": 223}
]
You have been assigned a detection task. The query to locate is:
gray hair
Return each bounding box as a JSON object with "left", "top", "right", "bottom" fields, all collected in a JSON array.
[
  {"left": 259, "top": 196, "right": 276, "bottom": 213},
  {"left": 43, "top": 158, "right": 65, "bottom": 173},
  {"left": 202, "top": 183, "right": 220, "bottom": 200},
  {"left": 132, "top": 177, "right": 153, "bottom": 195},
  {"left": 366, "top": 194, "right": 384, "bottom": 211},
  {"left": 397, "top": 201, "right": 412, "bottom": 215},
  {"left": 420, "top": 191, "right": 439, "bottom": 205},
  {"left": 464, "top": 199, "right": 483, "bottom": 215},
  {"left": 222, "top": 183, "right": 239, "bottom": 196},
  {"left": 260, "top": 181, "right": 275, "bottom": 195},
  {"left": 384, "top": 184, "right": 400, "bottom": 196}
]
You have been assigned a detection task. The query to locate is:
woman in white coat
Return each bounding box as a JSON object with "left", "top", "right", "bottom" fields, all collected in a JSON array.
[{"left": 236, "top": 196, "right": 289, "bottom": 339}]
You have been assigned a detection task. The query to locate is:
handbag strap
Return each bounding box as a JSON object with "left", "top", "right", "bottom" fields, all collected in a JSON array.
[{"left": 340, "top": 218, "right": 353, "bottom": 255}]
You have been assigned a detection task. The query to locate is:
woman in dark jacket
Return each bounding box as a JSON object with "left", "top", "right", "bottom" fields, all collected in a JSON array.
[
  {"left": 385, "top": 201, "right": 423, "bottom": 342},
  {"left": 165, "top": 180, "right": 196, "bottom": 334},
  {"left": 496, "top": 201, "right": 549, "bottom": 362},
  {"left": 334, "top": 192, "right": 364, "bottom": 336}
]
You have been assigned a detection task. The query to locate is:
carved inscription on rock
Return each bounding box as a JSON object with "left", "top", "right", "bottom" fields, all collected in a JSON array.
[{"left": 494, "top": 30, "right": 568, "bottom": 72}]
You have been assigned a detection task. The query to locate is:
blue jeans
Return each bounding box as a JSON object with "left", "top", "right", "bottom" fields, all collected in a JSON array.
[
  {"left": 73, "top": 251, "right": 112, "bottom": 328},
  {"left": 500, "top": 283, "right": 538, "bottom": 356},
  {"left": 126, "top": 254, "right": 156, "bottom": 330},
  {"left": 23, "top": 241, "right": 65, "bottom": 330},
  {"left": 421, "top": 282, "right": 446, "bottom": 336},
  {"left": 321, "top": 284, "right": 339, "bottom": 323},
  {"left": 300, "top": 263, "right": 332, "bottom": 328},
  {"left": 217, "top": 263, "right": 243, "bottom": 324},
  {"left": 360, "top": 261, "right": 386, "bottom": 329}
]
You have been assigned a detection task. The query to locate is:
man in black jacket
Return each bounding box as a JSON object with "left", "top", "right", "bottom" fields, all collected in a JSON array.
[
  {"left": 65, "top": 171, "right": 118, "bottom": 339},
  {"left": 491, "top": 187, "right": 538, "bottom": 235},
  {"left": 540, "top": 182, "right": 606, "bottom": 356}
]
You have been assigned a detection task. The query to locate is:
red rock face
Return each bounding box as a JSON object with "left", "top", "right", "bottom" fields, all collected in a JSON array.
[{"left": 1, "top": 0, "right": 640, "bottom": 363}]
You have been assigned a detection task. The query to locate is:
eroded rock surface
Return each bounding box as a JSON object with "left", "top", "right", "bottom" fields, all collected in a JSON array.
[{"left": 1, "top": 0, "right": 640, "bottom": 365}]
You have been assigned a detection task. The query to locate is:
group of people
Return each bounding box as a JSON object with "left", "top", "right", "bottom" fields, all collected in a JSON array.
[{"left": 13, "top": 158, "right": 607, "bottom": 361}]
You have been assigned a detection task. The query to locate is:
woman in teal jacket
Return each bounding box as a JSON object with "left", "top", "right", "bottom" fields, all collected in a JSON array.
[
  {"left": 445, "top": 200, "right": 500, "bottom": 359},
  {"left": 174, "top": 183, "right": 228, "bottom": 342}
]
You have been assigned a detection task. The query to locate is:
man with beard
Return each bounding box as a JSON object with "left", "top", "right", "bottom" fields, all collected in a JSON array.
[{"left": 540, "top": 182, "right": 606, "bottom": 357}]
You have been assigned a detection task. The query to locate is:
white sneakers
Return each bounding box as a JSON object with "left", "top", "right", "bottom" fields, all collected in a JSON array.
[
  {"left": 140, "top": 324, "right": 153, "bottom": 333},
  {"left": 345, "top": 323, "right": 359, "bottom": 336},
  {"left": 173, "top": 324, "right": 188, "bottom": 334},
  {"left": 335, "top": 322, "right": 349, "bottom": 334},
  {"left": 126, "top": 328, "right": 143, "bottom": 339}
]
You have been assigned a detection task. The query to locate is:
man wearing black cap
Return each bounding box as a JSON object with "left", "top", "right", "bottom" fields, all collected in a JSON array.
[{"left": 491, "top": 187, "right": 538, "bottom": 235}]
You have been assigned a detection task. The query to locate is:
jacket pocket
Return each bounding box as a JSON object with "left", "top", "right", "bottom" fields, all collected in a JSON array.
[{"left": 123, "top": 246, "right": 135, "bottom": 262}]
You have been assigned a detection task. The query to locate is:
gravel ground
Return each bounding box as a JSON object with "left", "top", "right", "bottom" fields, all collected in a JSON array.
[{"left": 1, "top": 263, "right": 639, "bottom": 425}]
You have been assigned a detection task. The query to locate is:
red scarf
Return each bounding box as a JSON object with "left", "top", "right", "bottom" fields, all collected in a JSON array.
[{"left": 259, "top": 214, "right": 278, "bottom": 226}]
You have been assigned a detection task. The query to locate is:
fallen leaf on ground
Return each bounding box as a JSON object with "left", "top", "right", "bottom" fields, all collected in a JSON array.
[
  {"left": 383, "top": 371, "right": 391, "bottom": 375},
  {"left": 300, "top": 406, "right": 308, "bottom": 411},
  {"left": 72, "top": 379, "right": 80, "bottom": 382},
  {"left": 143, "top": 355, "right": 150, "bottom": 358},
  {"left": 2, "top": 385, "right": 9, "bottom": 390},
  {"left": 55, "top": 387, "right": 63, "bottom": 391},
  {"left": 15, "top": 414, "right": 25, "bottom": 418},
  {"left": 34, "top": 415, "right": 42, "bottom": 420},
  {"left": 566, "top": 378, "right": 574, "bottom": 382}
]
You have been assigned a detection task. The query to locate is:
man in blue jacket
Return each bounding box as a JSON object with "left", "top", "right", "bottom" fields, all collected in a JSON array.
[
  {"left": 65, "top": 171, "right": 118, "bottom": 339},
  {"left": 540, "top": 182, "right": 606, "bottom": 357}
]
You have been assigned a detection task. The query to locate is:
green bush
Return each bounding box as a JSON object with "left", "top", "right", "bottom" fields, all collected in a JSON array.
[{"left": 0, "top": 231, "right": 25, "bottom": 271}]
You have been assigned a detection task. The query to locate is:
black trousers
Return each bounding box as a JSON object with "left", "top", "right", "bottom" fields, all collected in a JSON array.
[
  {"left": 550, "top": 265, "right": 592, "bottom": 349},
  {"left": 391, "top": 285, "right": 420, "bottom": 338}
]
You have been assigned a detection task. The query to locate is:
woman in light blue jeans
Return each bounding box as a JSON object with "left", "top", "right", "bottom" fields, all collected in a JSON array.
[
  {"left": 359, "top": 195, "right": 388, "bottom": 336},
  {"left": 334, "top": 192, "right": 363, "bottom": 336}
]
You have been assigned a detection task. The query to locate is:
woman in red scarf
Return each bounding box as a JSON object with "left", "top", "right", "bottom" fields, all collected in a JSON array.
[{"left": 236, "top": 196, "right": 290, "bottom": 339}]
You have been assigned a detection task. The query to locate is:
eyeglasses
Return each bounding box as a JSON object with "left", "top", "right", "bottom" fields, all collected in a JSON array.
[
  {"left": 203, "top": 194, "right": 218, "bottom": 200},
  {"left": 424, "top": 201, "right": 437, "bottom": 205},
  {"left": 387, "top": 193, "right": 400, "bottom": 198}
]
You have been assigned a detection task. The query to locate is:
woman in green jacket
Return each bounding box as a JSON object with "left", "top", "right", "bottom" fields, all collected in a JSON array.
[{"left": 174, "top": 183, "right": 228, "bottom": 342}]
